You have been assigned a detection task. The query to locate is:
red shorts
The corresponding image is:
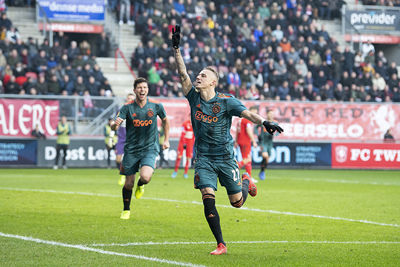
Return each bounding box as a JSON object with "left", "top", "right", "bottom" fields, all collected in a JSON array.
[
  {"left": 177, "top": 138, "right": 194, "bottom": 158},
  {"left": 239, "top": 144, "right": 251, "bottom": 160}
]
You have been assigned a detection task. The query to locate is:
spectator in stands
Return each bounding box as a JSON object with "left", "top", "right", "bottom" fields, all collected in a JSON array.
[
  {"left": 96, "top": 32, "right": 110, "bottom": 57},
  {"left": 74, "top": 75, "right": 86, "bottom": 96},
  {"left": 0, "top": 12, "right": 12, "bottom": 30},
  {"left": 6, "top": 48, "right": 19, "bottom": 69},
  {"left": 67, "top": 41, "right": 80, "bottom": 60},
  {"left": 5, "top": 75, "right": 20, "bottom": 94},
  {"left": 31, "top": 124, "right": 46, "bottom": 139},
  {"left": 47, "top": 74, "right": 61, "bottom": 95},
  {"left": 383, "top": 128, "right": 395, "bottom": 143},
  {"left": 372, "top": 72, "right": 386, "bottom": 91}
]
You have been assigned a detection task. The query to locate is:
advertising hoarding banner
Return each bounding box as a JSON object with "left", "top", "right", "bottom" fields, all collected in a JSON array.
[
  {"left": 243, "top": 142, "right": 331, "bottom": 167},
  {"left": 332, "top": 143, "right": 400, "bottom": 169},
  {"left": 36, "top": 139, "right": 181, "bottom": 168},
  {"left": 0, "top": 99, "right": 59, "bottom": 137},
  {"left": 345, "top": 9, "right": 400, "bottom": 32},
  {"left": 38, "top": 22, "right": 104, "bottom": 33},
  {"left": 35, "top": 138, "right": 332, "bottom": 168},
  {"left": 38, "top": 0, "right": 105, "bottom": 22},
  {"left": 0, "top": 139, "right": 37, "bottom": 165},
  {"left": 161, "top": 99, "right": 400, "bottom": 141}
]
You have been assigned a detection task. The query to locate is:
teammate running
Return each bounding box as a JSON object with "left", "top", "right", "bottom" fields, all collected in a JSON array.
[
  {"left": 111, "top": 78, "right": 170, "bottom": 220},
  {"left": 172, "top": 25, "right": 283, "bottom": 254}
]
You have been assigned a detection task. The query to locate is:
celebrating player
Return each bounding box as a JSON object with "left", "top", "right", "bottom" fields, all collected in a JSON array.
[
  {"left": 236, "top": 106, "right": 258, "bottom": 178},
  {"left": 115, "top": 93, "right": 135, "bottom": 186},
  {"left": 171, "top": 116, "right": 195, "bottom": 179},
  {"left": 172, "top": 25, "right": 283, "bottom": 254},
  {"left": 111, "top": 78, "right": 170, "bottom": 220}
]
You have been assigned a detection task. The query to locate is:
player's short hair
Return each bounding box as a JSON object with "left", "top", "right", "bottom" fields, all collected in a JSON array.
[
  {"left": 205, "top": 66, "right": 219, "bottom": 85},
  {"left": 133, "top": 77, "right": 148, "bottom": 89}
]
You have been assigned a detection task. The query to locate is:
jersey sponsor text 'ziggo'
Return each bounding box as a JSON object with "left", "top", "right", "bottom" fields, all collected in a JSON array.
[
  {"left": 195, "top": 110, "right": 218, "bottom": 123},
  {"left": 133, "top": 119, "right": 153, "bottom": 127}
]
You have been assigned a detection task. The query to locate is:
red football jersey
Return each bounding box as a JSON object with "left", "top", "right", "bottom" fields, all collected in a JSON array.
[
  {"left": 181, "top": 120, "right": 194, "bottom": 141},
  {"left": 237, "top": 118, "right": 252, "bottom": 145}
]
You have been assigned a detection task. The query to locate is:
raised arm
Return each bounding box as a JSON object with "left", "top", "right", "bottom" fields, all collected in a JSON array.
[
  {"left": 241, "top": 109, "right": 284, "bottom": 136},
  {"left": 172, "top": 25, "right": 193, "bottom": 96}
]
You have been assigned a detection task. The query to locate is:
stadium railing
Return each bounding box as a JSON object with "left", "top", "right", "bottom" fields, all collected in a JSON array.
[{"left": 114, "top": 48, "right": 137, "bottom": 79}]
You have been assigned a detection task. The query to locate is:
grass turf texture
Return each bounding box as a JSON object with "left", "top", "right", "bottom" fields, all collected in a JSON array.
[{"left": 1, "top": 169, "right": 399, "bottom": 266}]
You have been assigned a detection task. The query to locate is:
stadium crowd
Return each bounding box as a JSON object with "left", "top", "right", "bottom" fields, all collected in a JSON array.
[
  {"left": 360, "top": 0, "right": 400, "bottom": 6},
  {"left": 2, "top": 0, "right": 400, "bottom": 105},
  {"left": 124, "top": 0, "right": 400, "bottom": 103},
  {"left": 0, "top": 5, "right": 114, "bottom": 117}
]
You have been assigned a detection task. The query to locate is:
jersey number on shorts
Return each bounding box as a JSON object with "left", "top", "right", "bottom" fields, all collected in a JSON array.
[{"left": 231, "top": 168, "right": 240, "bottom": 182}]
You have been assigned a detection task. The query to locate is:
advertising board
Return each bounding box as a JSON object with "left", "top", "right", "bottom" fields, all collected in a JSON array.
[{"left": 332, "top": 143, "right": 400, "bottom": 169}]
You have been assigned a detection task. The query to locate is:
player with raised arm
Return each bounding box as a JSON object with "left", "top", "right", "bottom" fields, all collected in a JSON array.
[
  {"left": 111, "top": 78, "right": 170, "bottom": 220},
  {"left": 172, "top": 116, "right": 195, "bottom": 179},
  {"left": 172, "top": 25, "right": 283, "bottom": 254}
]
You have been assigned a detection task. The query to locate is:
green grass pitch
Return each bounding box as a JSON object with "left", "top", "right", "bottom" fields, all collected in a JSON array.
[{"left": 1, "top": 168, "right": 399, "bottom": 266}]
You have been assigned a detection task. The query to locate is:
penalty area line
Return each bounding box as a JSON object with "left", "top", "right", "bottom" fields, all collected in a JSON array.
[
  {"left": 0, "top": 232, "right": 205, "bottom": 267},
  {"left": 1, "top": 187, "right": 399, "bottom": 228},
  {"left": 89, "top": 240, "right": 400, "bottom": 247}
]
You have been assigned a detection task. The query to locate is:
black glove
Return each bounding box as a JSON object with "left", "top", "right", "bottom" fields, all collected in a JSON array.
[
  {"left": 263, "top": 121, "right": 284, "bottom": 135},
  {"left": 172, "top": 25, "right": 181, "bottom": 49}
]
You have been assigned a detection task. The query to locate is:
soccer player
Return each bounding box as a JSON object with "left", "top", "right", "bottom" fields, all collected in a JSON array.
[
  {"left": 111, "top": 78, "right": 170, "bottom": 220},
  {"left": 259, "top": 109, "right": 275, "bottom": 180},
  {"left": 115, "top": 93, "right": 135, "bottom": 185},
  {"left": 171, "top": 117, "right": 195, "bottom": 179},
  {"left": 53, "top": 116, "right": 71, "bottom": 170},
  {"left": 172, "top": 25, "right": 283, "bottom": 255},
  {"left": 236, "top": 106, "right": 258, "bottom": 178},
  {"left": 104, "top": 118, "right": 117, "bottom": 169}
]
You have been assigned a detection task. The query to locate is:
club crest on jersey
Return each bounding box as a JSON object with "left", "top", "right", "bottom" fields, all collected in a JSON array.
[
  {"left": 147, "top": 109, "right": 154, "bottom": 117},
  {"left": 212, "top": 103, "right": 221, "bottom": 114}
]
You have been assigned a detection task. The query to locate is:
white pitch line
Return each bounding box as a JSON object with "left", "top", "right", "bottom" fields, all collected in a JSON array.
[
  {"left": 0, "top": 232, "right": 205, "bottom": 267},
  {"left": 1, "top": 187, "right": 399, "bottom": 228},
  {"left": 268, "top": 177, "right": 400, "bottom": 186},
  {"left": 89, "top": 240, "right": 400, "bottom": 247}
]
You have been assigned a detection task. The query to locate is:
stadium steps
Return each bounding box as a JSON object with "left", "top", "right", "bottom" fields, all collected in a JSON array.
[
  {"left": 315, "top": 18, "right": 347, "bottom": 50},
  {"left": 7, "top": 7, "right": 46, "bottom": 44},
  {"left": 96, "top": 57, "right": 136, "bottom": 97},
  {"left": 117, "top": 24, "right": 141, "bottom": 60}
]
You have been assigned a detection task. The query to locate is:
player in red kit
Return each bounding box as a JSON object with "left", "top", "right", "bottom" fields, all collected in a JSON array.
[
  {"left": 236, "top": 106, "right": 258, "bottom": 178},
  {"left": 172, "top": 119, "right": 195, "bottom": 178}
]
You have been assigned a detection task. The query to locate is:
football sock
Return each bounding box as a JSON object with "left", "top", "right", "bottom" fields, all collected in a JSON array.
[
  {"left": 116, "top": 162, "right": 121, "bottom": 170},
  {"left": 174, "top": 157, "right": 181, "bottom": 172},
  {"left": 231, "top": 196, "right": 243, "bottom": 208},
  {"left": 122, "top": 187, "right": 132, "bottom": 210},
  {"left": 203, "top": 194, "right": 225, "bottom": 245},
  {"left": 184, "top": 159, "right": 190, "bottom": 174},
  {"left": 260, "top": 158, "right": 266, "bottom": 172},
  {"left": 241, "top": 178, "right": 249, "bottom": 204},
  {"left": 245, "top": 162, "right": 252, "bottom": 176},
  {"left": 137, "top": 179, "right": 145, "bottom": 187}
]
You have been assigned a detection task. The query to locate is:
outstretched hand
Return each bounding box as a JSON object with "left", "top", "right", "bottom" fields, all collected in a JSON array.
[
  {"left": 172, "top": 25, "right": 181, "bottom": 49},
  {"left": 263, "top": 121, "right": 284, "bottom": 136}
]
